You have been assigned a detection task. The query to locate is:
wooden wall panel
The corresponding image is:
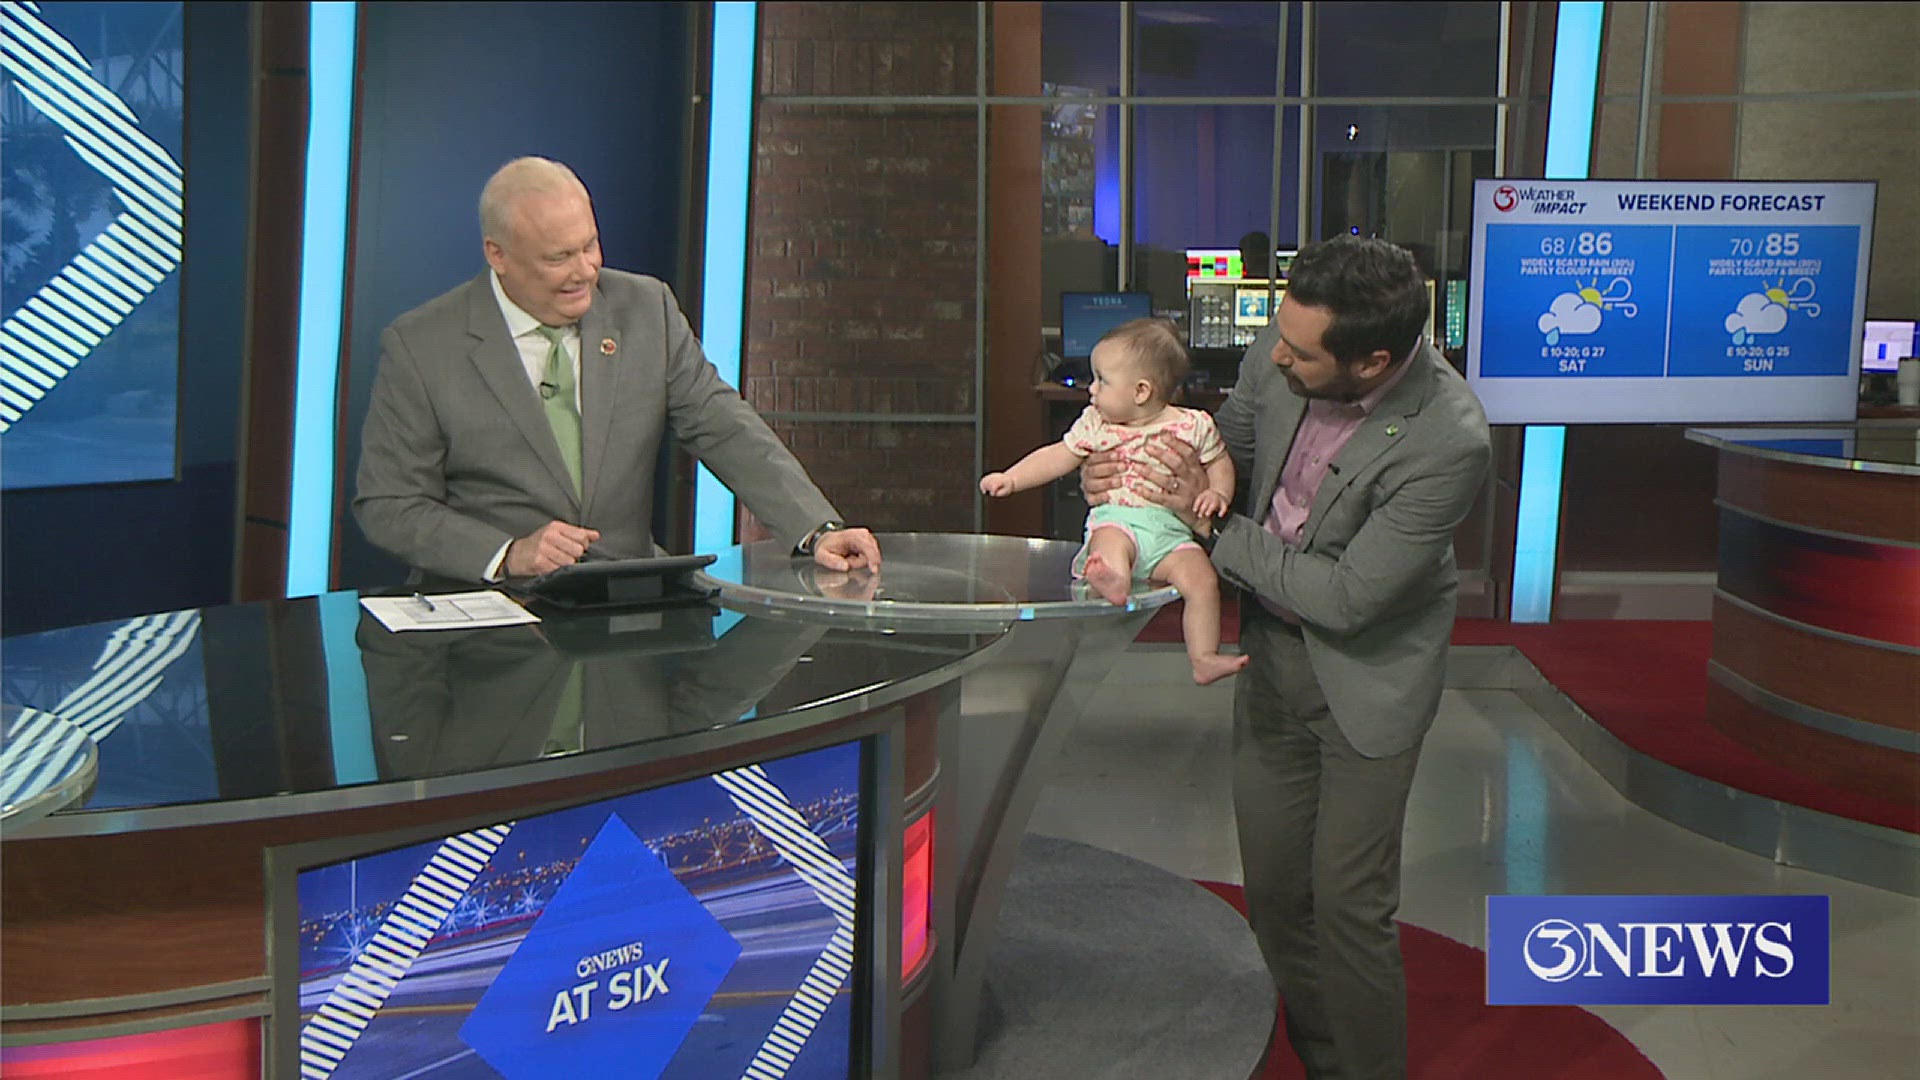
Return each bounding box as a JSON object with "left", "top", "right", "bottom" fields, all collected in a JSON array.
[
  {"left": 1656, "top": 2, "right": 1742, "bottom": 179},
  {"left": 1712, "top": 596, "right": 1920, "bottom": 733},
  {"left": 234, "top": 4, "right": 312, "bottom": 601},
  {"left": 983, "top": 2, "right": 1045, "bottom": 538},
  {"left": 1718, "top": 453, "right": 1920, "bottom": 545},
  {"left": 1706, "top": 681, "right": 1917, "bottom": 807}
]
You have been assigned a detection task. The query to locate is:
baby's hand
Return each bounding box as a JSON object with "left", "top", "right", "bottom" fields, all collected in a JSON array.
[
  {"left": 1192, "top": 489, "right": 1230, "bottom": 518},
  {"left": 980, "top": 472, "right": 1016, "bottom": 497}
]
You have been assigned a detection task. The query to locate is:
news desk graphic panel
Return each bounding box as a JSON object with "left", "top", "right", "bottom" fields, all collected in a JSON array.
[
  {"left": 1, "top": 0, "right": 184, "bottom": 489},
  {"left": 294, "top": 741, "right": 866, "bottom": 1080}
]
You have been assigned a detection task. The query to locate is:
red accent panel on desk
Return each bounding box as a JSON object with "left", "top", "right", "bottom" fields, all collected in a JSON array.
[
  {"left": 0, "top": 1019, "right": 260, "bottom": 1079},
  {"left": 1718, "top": 509, "right": 1920, "bottom": 648},
  {"left": 902, "top": 810, "right": 933, "bottom": 980}
]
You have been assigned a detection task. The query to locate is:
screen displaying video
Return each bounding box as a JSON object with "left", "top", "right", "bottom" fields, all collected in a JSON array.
[
  {"left": 292, "top": 741, "right": 866, "bottom": 1079},
  {"left": 2, "top": 1, "right": 185, "bottom": 490}
]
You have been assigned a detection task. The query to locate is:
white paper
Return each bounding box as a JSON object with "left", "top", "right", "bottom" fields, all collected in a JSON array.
[{"left": 359, "top": 590, "right": 541, "bottom": 633}]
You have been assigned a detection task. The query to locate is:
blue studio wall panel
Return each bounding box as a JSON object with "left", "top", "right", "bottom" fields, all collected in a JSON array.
[
  {"left": 2, "top": 2, "right": 249, "bottom": 635},
  {"left": 331, "top": 1, "right": 691, "bottom": 589}
]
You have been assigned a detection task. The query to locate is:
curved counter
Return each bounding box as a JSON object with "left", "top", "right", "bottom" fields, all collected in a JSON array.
[
  {"left": 698, "top": 532, "right": 1181, "bottom": 1070},
  {"left": 1, "top": 533, "right": 1180, "bottom": 1078},
  {"left": 1684, "top": 424, "right": 1919, "bottom": 812}
]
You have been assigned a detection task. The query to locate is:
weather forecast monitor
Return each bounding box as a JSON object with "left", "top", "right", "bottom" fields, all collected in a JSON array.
[
  {"left": 1467, "top": 179, "right": 1876, "bottom": 424},
  {"left": 278, "top": 741, "right": 870, "bottom": 1080}
]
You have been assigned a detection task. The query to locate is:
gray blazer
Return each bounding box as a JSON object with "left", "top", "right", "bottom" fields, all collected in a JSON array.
[
  {"left": 354, "top": 269, "right": 837, "bottom": 580},
  {"left": 1211, "top": 332, "right": 1491, "bottom": 757}
]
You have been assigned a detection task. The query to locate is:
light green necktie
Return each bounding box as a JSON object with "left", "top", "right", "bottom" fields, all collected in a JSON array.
[
  {"left": 535, "top": 325, "right": 582, "bottom": 492},
  {"left": 541, "top": 662, "right": 585, "bottom": 756}
]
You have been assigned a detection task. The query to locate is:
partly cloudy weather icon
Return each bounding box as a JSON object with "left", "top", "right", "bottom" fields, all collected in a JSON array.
[
  {"left": 1537, "top": 277, "right": 1636, "bottom": 344},
  {"left": 1537, "top": 293, "right": 1602, "bottom": 345},
  {"left": 1725, "top": 278, "right": 1819, "bottom": 344}
]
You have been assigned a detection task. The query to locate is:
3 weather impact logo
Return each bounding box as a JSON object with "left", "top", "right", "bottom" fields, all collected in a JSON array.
[
  {"left": 1487, "top": 895, "right": 1829, "bottom": 1006},
  {"left": 1725, "top": 277, "right": 1821, "bottom": 344},
  {"left": 1492, "top": 184, "right": 1587, "bottom": 215}
]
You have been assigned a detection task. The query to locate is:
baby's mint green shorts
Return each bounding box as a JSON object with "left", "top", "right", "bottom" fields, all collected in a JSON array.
[{"left": 1072, "top": 503, "right": 1204, "bottom": 582}]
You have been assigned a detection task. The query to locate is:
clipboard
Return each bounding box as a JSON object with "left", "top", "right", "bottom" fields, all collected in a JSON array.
[{"left": 512, "top": 553, "right": 719, "bottom": 612}]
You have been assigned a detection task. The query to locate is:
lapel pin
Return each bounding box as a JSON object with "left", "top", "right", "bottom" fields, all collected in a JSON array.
[
  {"left": 600, "top": 338, "right": 616, "bottom": 355},
  {"left": 1385, "top": 424, "right": 1400, "bottom": 437}
]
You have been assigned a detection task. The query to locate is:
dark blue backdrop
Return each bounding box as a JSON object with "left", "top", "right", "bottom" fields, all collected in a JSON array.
[{"left": 332, "top": 1, "right": 693, "bottom": 589}]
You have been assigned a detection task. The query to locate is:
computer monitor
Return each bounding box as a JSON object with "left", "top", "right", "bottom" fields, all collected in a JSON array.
[
  {"left": 1861, "top": 320, "right": 1918, "bottom": 373},
  {"left": 1234, "top": 288, "right": 1273, "bottom": 327},
  {"left": 1060, "top": 291, "right": 1154, "bottom": 358},
  {"left": 1185, "top": 248, "right": 1243, "bottom": 281}
]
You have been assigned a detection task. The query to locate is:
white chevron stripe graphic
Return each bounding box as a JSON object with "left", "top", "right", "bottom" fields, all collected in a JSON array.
[
  {"left": 51, "top": 610, "right": 199, "bottom": 742},
  {"left": 713, "top": 763, "right": 861, "bottom": 1080},
  {"left": 0, "top": 705, "right": 91, "bottom": 810},
  {"left": 298, "top": 824, "right": 515, "bottom": 1080},
  {"left": 0, "top": 1, "right": 185, "bottom": 431}
]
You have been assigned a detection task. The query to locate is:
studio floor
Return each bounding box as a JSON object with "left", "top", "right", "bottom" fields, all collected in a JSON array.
[{"left": 1024, "top": 643, "right": 1920, "bottom": 1080}]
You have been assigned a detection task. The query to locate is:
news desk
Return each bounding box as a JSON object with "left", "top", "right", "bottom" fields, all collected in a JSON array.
[
  {"left": 1684, "top": 424, "right": 1919, "bottom": 851},
  {"left": 0, "top": 534, "right": 1179, "bottom": 1078}
]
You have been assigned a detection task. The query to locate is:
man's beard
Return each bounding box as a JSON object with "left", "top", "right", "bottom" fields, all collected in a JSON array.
[{"left": 1283, "top": 366, "right": 1368, "bottom": 403}]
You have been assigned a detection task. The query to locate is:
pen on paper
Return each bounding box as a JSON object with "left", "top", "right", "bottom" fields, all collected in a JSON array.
[{"left": 413, "top": 592, "right": 436, "bottom": 613}]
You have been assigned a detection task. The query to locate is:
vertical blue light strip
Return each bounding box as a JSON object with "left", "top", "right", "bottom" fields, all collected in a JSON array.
[
  {"left": 287, "top": 2, "right": 358, "bottom": 598},
  {"left": 1513, "top": 425, "right": 1567, "bottom": 621},
  {"left": 317, "top": 590, "right": 377, "bottom": 784},
  {"left": 696, "top": 1, "right": 758, "bottom": 556},
  {"left": 1543, "top": 2, "right": 1605, "bottom": 181},
  {"left": 1511, "top": 1, "right": 1602, "bottom": 623}
]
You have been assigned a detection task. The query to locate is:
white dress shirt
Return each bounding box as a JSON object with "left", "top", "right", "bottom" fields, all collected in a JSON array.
[{"left": 489, "top": 271, "right": 582, "bottom": 410}]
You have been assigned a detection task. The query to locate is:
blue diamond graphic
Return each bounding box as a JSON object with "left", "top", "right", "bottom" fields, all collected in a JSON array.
[{"left": 460, "top": 814, "right": 741, "bottom": 1079}]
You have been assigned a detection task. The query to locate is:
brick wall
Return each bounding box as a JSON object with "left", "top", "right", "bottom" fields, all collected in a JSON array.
[{"left": 743, "top": 3, "right": 981, "bottom": 535}]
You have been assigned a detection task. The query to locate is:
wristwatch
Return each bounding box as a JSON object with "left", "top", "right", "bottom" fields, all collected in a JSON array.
[
  {"left": 1196, "top": 516, "right": 1222, "bottom": 554},
  {"left": 795, "top": 520, "right": 846, "bottom": 556}
]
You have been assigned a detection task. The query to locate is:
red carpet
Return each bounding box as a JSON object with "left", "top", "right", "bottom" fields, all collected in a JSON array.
[
  {"left": 1138, "top": 603, "right": 1917, "bottom": 834},
  {"left": 1195, "top": 881, "right": 1665, "bottom": 1080}
]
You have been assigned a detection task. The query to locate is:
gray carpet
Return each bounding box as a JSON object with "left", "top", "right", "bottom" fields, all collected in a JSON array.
[{"left": 938, "top": 834, "right": 1277, "bottom": 1079}]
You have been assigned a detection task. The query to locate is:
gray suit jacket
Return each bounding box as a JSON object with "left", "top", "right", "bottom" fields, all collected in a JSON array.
[
  {"left": 354, "top": 269, "right": 837, "bottom": 580},
  {"left": 1211, "top": 333, "right": 1491, "bottom": 757}
]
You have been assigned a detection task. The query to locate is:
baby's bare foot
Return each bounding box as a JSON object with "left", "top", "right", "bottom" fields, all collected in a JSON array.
[
  {"left": 1082, "top": 554, "right": 1131, "bottom": 606},
  {"left": 1191, "top": 652, "right": 1249, "bottom": 685}
]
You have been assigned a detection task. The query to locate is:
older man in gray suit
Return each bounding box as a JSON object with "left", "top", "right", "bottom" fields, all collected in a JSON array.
[
  {"left": 355, "top": 157, "right": 878, "bottom": 581},
  {"left": 1093, "top": 237, "right": 1490, "bottom": 1079}
]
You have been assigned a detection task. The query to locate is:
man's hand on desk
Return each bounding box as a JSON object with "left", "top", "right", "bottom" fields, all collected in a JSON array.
[
  {"left": 506, "top": 520, "right": 602, "bottom": 577},
  {"left": 812, "top": 527, "right": 882, "bottom": 572}
]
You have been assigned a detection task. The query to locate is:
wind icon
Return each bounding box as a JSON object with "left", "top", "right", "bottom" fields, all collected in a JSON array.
[
  {"left": 1763, "top": 277, "right": 1820, "bottom": 318},
  {"left": 1577, "top": 276, "right": 1637, "bottom": 318}
]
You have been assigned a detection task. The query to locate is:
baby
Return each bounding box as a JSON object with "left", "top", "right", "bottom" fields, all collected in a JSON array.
[{"left": 981, "top": 318, "right": 1247, "bottom": 685}]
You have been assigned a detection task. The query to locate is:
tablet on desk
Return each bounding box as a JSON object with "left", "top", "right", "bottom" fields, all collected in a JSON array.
[{"left": 515, "top": 552, "right": 719, "bottom": 611}]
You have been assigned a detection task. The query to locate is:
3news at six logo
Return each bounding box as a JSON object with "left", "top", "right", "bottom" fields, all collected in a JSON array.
[{"left": 1486, "top": 895, "right": 1829, "bottom": 1005}]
